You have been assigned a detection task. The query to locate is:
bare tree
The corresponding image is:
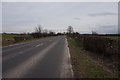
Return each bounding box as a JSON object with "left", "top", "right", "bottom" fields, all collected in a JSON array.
[
  {"left": 35, "top": 24, "right": 42, "bottom": 33},
  {"left": 92, "top": 30, "right": 98, "bottom": 35},
  {"left": 43, "top": 29, "right": 48, "bottom": 34},
  {"left": 67, "top": 25, "right": 74, "bottom": 34},
  {"left": 49, "top": 30, "right": 55, "bottom": 34}
]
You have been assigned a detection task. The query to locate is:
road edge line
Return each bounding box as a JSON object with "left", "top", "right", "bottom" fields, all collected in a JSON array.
[{"left": 65, "top": 37, "right": 74, "bottom": 78}]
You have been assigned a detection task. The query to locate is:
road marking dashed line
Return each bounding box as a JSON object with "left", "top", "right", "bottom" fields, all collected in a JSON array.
[
  {"left": 35, "top": 43, "right": 43, "bottom": 47},
  {"left": 3, "top": 40, "right": 59, "bottom": 78}
]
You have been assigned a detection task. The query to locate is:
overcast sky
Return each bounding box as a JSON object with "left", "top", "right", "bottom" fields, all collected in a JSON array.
[{"left": 2, "top": 2, "right": 118, "bottom": 34}]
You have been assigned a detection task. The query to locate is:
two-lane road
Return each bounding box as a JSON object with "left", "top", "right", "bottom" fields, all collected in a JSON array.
[{"left": 2, "top": 36, "right": 73, "bottom": 78}]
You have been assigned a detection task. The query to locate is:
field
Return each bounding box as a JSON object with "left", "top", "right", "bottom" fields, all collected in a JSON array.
[
  {"left": 2, "top": 34, "right": 18, "bottom": 39},
  {"left": 2, "top": 34, "right": 33, "bottom": 46},
  {"left": 104, "top": 36, "right": 120, "bottom": 40}
]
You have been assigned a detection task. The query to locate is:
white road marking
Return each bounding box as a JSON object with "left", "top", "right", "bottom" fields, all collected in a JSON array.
[
  {"left": 2, "top": 39, "right": 40, "bottom": 48},
  {"left": 60, "top": 37, "right": 74, "bottom": 78},
  {"left": 3, "top": 47, "right": 34, "bottom": 62},
  {"left": 65, "top": 38, "right": 74, "bottom": 78},
  {"left": 2, "top": 40, "right": 42, "bottom": 53},
  {"left": 35, "top": 43, "right": 43, "bottom": 47},
  {"left": 3, "top": 43, "right": 44, "bottom": 61},
  {"left": 2, "top": 44, "right": 31, "bottom": 53},
  {"left": 3, "top": 40, "right": 59, "bottom": 78}
]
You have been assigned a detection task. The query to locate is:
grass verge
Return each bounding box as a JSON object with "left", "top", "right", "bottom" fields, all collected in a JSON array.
[{"left": 67, "top": 36, "right": 116, "bottom": 78}]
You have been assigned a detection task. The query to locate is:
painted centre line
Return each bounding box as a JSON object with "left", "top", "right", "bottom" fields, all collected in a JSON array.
[{"left": 35, "top": 43, "right": 43, "bottom": 47}]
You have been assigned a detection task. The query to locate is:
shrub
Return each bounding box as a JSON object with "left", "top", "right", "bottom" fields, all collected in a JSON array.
[
  {"left": 14, "top": 35, "right": 33, "bottom": 42},
  {"left": 69, "top": 34, "right": 118, "bottom": 57},
  {"left": 83, "top": 36, "right": 113, "bottom": 55}
]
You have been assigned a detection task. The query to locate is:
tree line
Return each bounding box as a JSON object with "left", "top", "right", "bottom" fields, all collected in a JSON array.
[{"left": 29, "top": 25, "right": 76, "bottom": 38}]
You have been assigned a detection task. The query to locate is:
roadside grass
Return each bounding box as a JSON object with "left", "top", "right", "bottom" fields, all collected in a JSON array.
[
  {"left": 104, "top": 36, "right": 120, "bottom": 40},
  {"left": 0, "top": 34, "right": 2, "bottom": 38},
  {"left": 0, "top": 34, "right": 2, "bottom": 46},
  {"left": 67, "top": 36, "right": 116, "bottom": 78}
]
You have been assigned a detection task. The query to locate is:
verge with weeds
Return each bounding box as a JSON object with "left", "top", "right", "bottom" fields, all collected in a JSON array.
[{"left": 67, "top": 36, "right": 116, "bottom": 78}]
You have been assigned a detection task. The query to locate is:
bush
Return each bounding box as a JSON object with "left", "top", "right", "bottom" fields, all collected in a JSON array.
[
  {"left": 30, "top": 33, "right": 43, "bottom": 38},
  {"left": 69, "top": 34, "right": 118, "bottom": 57},
  {"left": 83, "top": 36, "right": 114, "bottom": 56},
  {"left": 14, "top": 35, "right": 33, "bottom": 42}
]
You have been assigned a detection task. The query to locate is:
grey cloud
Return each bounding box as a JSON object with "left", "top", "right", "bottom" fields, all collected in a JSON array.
[
  {"left": 73, "top": 17, "right": 81, "bottom": 20},
  {"left": 2, "top": 2, "right": 117, "bottom": 33},
  {"left": 89, "top": 12, "right": 117, "bottom": 16},
  {"left": 96, "top": 25, "right": 118, "bottom": 34}
]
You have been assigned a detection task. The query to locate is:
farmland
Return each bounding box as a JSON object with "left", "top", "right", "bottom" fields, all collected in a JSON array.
[
  {"left": 104, "top": 36, "right": 120, "bottom": 40},
  {"left": 2, "top": 34, "right": 18, "bottom": 39},
  {"left": 2, "top": 34, "right": 33, "bottom": 46}
]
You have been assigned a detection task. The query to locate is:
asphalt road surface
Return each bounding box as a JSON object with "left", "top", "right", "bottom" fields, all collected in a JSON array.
[{"left": 2, "top": 36, "right": 73, "bottom": 78}]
